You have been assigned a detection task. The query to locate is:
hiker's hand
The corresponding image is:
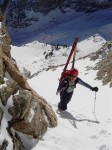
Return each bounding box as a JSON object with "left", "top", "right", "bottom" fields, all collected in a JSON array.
[{"left": 92, "top": 87, "right": 99, "bottom": 92}]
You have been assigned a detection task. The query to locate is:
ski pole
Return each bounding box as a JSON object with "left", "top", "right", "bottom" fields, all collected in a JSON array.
[{"left": 93, "top": 92, "right": 100, "bottom": 123}]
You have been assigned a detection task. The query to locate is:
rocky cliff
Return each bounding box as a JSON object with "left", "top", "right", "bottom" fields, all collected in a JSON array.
[
  {"left": 87, "top": 40, "right": 112, "bottom": 87},
  {"left": 0, "top": 10, "right": 57, "bottom": 150}
]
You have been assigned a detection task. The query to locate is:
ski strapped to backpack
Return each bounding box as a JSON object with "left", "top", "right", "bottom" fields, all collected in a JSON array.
[{"left": 60, "top": 37, "right": 79, "bottom": 82}]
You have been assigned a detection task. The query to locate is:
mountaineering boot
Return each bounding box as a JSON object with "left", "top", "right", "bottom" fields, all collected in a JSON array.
[{"left": 58, "top": 102, "right": 66, "bottom": 111}]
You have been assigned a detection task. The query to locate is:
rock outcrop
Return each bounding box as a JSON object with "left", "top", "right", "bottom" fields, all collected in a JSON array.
[
  {"left": 0, "top": 140, "right": 8, "bottom": 150},
  {"left": 90, "top": 41, "right": 112, "bottom": 87},
  {"left": 0, "top": 10, "right": 57, "bottom": 149},
  {"left": 96, "top": 49, "right": 112, "bottom": 87}
]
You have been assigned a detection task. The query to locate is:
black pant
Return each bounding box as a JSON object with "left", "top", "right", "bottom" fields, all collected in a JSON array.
[{"left": 58, "top": 90, "right": 73, "bottom": 111}]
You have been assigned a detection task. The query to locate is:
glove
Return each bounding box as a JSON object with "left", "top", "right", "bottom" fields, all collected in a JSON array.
[{"left": 92, "top": 87, "right": 99, "bottom": 92}]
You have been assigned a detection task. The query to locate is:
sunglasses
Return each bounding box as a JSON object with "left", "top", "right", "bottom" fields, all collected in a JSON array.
[{"left": 71, "top": 75, "right": 77, "bottom": 78}]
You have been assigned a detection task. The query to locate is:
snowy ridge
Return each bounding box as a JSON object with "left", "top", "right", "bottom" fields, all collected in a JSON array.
[{"left": 11, "top": 34, "right": 106, "bottom": 77}]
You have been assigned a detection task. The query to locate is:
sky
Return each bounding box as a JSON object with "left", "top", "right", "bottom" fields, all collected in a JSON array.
[
  {"left": 1, "top": 34, "right": 110, "bottom": 150},
  {"left": 0, "top": 6, "right": 112, "bottom": 150}
]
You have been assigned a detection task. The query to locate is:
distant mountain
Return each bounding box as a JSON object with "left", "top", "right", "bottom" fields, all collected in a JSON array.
[
  {"left": 0, "top": 0, "right": 112, "bottom": 45},
  {"left": 3, "top": 0, "right": 112, "bottom": 28}
]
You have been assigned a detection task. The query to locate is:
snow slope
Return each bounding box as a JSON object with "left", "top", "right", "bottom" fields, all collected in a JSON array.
[{"left": 6, "top": 34, "right": 111, "bottom": 150}]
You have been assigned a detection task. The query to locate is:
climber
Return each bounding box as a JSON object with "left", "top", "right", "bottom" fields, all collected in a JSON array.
[{"left": 56, "top": 68, "right": 99, "bottom": 111}]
